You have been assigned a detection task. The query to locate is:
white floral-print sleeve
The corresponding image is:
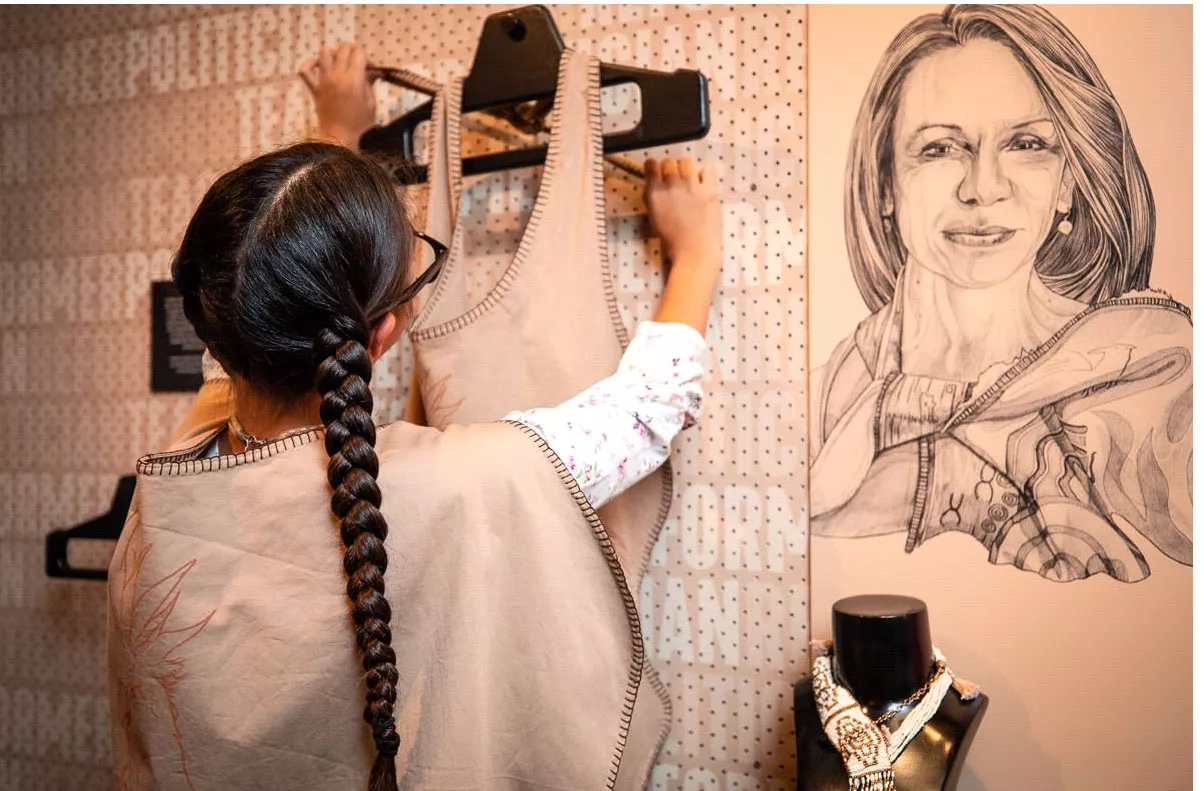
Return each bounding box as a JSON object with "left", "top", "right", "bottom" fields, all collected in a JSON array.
[
  {"left": 504, "top": 321, "right": 707, "bottom": 510},
  {"left": 201, "top": 323, "right": 706, "bottom": 511}
]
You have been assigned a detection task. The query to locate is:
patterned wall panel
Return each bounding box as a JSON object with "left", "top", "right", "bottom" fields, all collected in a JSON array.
[{"left": 0, "top": 6, "right": 809, "bottom": 789}]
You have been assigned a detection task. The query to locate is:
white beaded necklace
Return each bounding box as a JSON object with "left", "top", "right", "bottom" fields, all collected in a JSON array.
[{"left": 810, "top": 640, "right": 980, "bottom": 791}]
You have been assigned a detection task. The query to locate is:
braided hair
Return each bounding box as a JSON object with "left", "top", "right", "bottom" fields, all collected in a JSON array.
[{"left": 173, "top": 142, "right": 415, "bottom": 790}]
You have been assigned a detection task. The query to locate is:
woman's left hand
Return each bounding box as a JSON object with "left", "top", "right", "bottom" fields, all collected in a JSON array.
[{"left": 299, "top": 42, "right": 377, "bottom": 150}]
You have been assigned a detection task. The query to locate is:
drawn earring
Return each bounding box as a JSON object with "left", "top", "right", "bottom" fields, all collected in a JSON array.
[
  {"left": 1056, "top": 202, "right": 1072, "bottom": 235},
  {"left": 882, "top": 214, "right": 893, "bottom": 232}
]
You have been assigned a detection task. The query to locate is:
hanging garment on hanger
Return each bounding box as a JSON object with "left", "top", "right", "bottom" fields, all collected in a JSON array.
[{"left": 407, "top": 48, "right": 674, "bottom": 788}]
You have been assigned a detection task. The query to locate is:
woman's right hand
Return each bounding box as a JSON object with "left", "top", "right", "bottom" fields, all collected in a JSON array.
[
  {"left": 645, "top": 158, "right": 723, "bottom": 336},
  {"left": 299, "top": 42, "right": 377, "bottom": 150}
]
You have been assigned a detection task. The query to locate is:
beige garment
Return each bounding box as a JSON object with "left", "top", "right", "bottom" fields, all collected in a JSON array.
[
  {"left": 108, "top": 407, "right": 653, "bottom": 790},
  {"left": 408, "top": 49, "right": 673, "bottom": 788}
]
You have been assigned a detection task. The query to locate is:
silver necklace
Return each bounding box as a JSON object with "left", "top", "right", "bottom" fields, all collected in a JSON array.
[{"left": 227, "top": 415, "right": 312, "bottom": 451}]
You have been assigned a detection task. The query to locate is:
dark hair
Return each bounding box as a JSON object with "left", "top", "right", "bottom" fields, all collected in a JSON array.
[
  {"left": 845, "top": 3, "right": 1155, "bottom": 311},
  {"left": 173, "top": 141, "right": 414, "bottom": 791}
]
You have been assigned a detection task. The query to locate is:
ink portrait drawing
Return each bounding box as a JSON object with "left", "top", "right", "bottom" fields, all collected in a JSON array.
[{"left": 808, "top": 4, "right": 1192, "bottom": 583}]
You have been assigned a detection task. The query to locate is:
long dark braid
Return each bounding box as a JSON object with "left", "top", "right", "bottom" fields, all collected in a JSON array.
[
  {"left": 317, "top": 326, "right": 401, "bottom": 788},
  {"left": 172, "top": 141, "right": 414, "bottom": 790}
]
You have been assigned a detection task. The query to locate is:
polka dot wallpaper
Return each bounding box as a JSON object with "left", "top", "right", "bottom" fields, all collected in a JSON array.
[{"left": 0, "top": 6, "right": 808, "bottom": 789}]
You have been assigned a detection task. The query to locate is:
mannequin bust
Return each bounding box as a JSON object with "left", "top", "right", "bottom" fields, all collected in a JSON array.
[{"left": 794, "top": 595, "right": 988, "bottom": 791}]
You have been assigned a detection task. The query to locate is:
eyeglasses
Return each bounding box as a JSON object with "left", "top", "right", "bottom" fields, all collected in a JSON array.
[{"left": 398, "top": 230, "right": 449, "bottom": 304}]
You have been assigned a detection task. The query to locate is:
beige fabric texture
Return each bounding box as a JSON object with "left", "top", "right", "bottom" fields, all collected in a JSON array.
[
  {"left": 408, "top": 48, "right": 674, "bottom": 789},
  {"left": 108, "top": 415, "right": 651, "bottom": 790}
]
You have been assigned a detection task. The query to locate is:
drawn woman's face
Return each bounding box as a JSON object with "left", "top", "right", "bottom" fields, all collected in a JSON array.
[{"left": 889, "top": 39, "right": 1072, "bottom": 289}]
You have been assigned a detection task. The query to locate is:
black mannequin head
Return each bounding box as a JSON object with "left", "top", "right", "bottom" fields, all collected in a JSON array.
[{"left": 832, "top": 594, "right": 935, "bottom": 706}]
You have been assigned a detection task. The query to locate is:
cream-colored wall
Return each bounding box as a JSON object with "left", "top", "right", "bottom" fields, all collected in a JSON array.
[{"left": 806, "top": 6, "right": 1192, "bottom": 790}]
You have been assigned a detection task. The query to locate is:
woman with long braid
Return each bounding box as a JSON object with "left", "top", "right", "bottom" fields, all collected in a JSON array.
[{"left": 107, "top": 44, "right": 721, "bottom": 791}]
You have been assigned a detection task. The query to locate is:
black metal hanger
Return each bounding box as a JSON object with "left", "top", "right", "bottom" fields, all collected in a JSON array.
[
  {"left": 45, "top": 474, "right": 135, "bottom": 580},
  {"left": 360, "top": 4, "right": 710, "bottom": 184}
]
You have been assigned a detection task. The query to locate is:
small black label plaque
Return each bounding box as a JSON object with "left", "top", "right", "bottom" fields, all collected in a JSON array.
[{"left": 150, "top": 280, "right": 204, "bottom": 392}]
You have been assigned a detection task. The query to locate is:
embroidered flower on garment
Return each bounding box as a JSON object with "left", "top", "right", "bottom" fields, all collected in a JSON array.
[
  {"left": 112, "top": 519, "right": 215, "bottom": 791},
  {"left": 424, "top": 372, "right": 467, "bottom": 425}
]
